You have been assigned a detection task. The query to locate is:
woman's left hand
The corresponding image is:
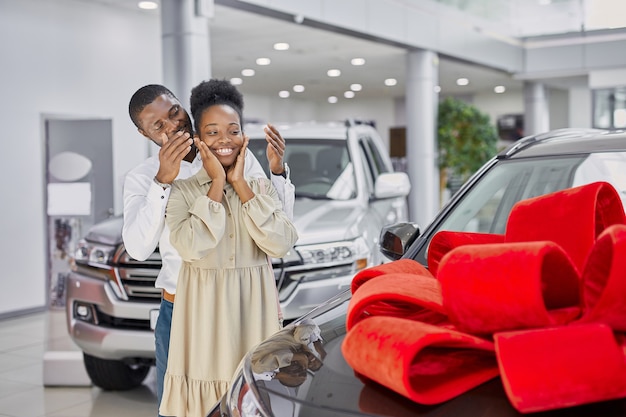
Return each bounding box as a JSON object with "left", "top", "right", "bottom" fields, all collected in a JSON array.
[{"left": 227, "top": 135, "right": 249, "bottom": 185}]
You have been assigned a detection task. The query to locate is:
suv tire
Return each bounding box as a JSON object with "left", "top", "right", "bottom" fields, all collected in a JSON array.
[{"left": 83, "top": 353, "right": 150, "bottom": 390}]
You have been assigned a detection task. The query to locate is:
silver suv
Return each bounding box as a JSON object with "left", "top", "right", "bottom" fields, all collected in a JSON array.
[{"left": 65, "top": 119, "right": 410, "bottom": 390}]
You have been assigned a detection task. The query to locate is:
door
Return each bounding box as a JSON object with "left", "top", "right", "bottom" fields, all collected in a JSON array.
[{"left": 45, "top": 119, "right": 113, "bottom": 308}]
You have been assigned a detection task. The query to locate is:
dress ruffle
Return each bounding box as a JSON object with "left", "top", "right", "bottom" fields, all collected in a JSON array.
[{"left": 159, "top": 373, "right": 228, "bottom": 417}]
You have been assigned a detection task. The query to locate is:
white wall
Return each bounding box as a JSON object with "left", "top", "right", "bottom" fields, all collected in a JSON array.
[
  {"left": 473, "top": 89, "right": 524, "bottom": 129},
  {"left": 0, "top": 0, "right": 161, "bottom": 315},
  {"left": 569, "top": 87, "right": 592, "bottom": 128}
]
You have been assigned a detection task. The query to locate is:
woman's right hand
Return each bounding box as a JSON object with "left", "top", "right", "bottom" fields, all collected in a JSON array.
[{"left": 196, "top": 137, "right": 226, "bottom": 182}]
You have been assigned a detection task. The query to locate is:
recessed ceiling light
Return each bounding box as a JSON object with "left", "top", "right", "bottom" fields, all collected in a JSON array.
[
  {"left": 279, "top": 90, "right": 290, "bottom": 98},
  {"left": 328, "top": 96, "right": 338, "bottom": 104},
  {"left": 274, "top": 42, "right": 290, "bottom": 51},
  {"left": 138, "top": 1, "right": 158, "bottom": 10},
  {"left": 434, "top": 85, "right": 441, "bottom": 93},
  {"left": 256, "top": 58, "right": 271, "bottom": 66},
  {"left": 230, "top": 77, "right": 243, "bottom": 85},
  {"left": 351, "top": 58, "right": 366, "bottom": 66},
  {"left": 384, "top": 78, "right": 397, "bottom": 86},
  {"left": 456, "top": 78, "right": 469, "bottom": 86},
  {"left": 241, "top": 69, "right": 255, "bottom": 77},
  {"left": 350, "top": 84, "right": 362, "bottom": 91},
  {"left": 327, "top": 69, "right": 341, "bottom": 77},
  {"left": 494, "top": 85, "right": 506, "bottom": 93},
  {"left": 538, "top": 0, "right": 551, "bottom": 5},
  {"left": 293, "top": 85, "right": 305, "bottom": 93},
  {"left": 344, "top": 91, "right": 355, "bottom": 99}
]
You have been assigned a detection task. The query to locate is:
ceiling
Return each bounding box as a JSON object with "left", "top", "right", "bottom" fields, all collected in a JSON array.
[
  {"left": 90, "top": 0, "right": 597, "bottom": 102},
  {"left": 208, "top": 4, "right": 523, "bottom": 101}
]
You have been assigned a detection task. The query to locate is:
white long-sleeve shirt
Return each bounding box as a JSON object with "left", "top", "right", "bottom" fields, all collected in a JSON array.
[{"left": 122, "top": 150, "right": 295, "bottom": 294}]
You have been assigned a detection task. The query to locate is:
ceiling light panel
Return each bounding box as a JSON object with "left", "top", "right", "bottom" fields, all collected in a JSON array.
[
  {"left": 351, "top": 58, "right": 366, "bottom": 66},
  {"left": 138, "top": 1, "right": 158, "bottom": 10},
  {"left": 273, "top": 42, "right": 290, "bottom": 51}
]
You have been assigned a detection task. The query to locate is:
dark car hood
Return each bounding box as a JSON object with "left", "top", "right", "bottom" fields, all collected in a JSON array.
[
  {"left": 83, "top": 215, "right": 123, "bottom": 246},
  {"left": 244, "top": 291, "right": 626, "bottom": 417}
]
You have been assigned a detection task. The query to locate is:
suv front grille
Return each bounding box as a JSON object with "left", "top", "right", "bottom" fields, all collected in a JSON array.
[
  {"left": 117, "top": 266, "right": 162, "bottom": 300},
  {"left": 114, "top": 251, "right": 298, "bottom": 302},
  {"left": 115, "top": 250, "right": 162, "bottom": 302}
]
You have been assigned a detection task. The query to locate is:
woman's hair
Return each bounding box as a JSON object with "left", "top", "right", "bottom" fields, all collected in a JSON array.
[
  {"left": 128, "top": 84, "right": 176, "bottom": 129},
  {"left": 190, "top": 79, "right": 244, "bottom": 134}
]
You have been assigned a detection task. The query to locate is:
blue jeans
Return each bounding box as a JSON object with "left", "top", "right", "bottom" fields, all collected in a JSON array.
[{"left": 155, "top": 299, "right": 173, "bottom": 417}]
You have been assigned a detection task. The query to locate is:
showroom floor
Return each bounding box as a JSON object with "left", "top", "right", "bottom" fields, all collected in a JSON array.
[{"left": 0, "top": 310, "right": 157, "bottom": 417}]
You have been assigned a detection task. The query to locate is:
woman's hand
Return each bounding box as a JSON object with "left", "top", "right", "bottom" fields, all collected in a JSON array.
[
  {"left": 228, "top": 136, "right": 254, "bottom": 203},
  {"left": 226, "top": 135, "right": 249, "bottom": 185},
  {"left": 196, "top": 137, "right": 225, "bottom": 182}
]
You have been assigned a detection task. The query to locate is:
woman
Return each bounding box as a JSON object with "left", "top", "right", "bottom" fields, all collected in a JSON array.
[{"left": 160, "top": 79, "right": 298, "bottom": 416}]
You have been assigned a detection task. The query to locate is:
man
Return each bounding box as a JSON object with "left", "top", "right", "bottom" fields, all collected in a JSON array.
[{"left": 122, "top": 84, "right": 294, "bottom": 416}]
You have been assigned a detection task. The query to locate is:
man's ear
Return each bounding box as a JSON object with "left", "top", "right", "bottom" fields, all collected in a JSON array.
[{"left": 138, "top": 128, "right": 150, "bottom": 139}]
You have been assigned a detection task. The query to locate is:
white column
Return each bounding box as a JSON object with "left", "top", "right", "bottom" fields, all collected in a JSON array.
[
  {"left": 406, "top": 49, "right": 439, "bottom": 228},
  {"left": 524, "top": 81, "right": 550, "bottom": 135},
  {"left": 160, "top": 0, "right": 212, "bottom": 103}
]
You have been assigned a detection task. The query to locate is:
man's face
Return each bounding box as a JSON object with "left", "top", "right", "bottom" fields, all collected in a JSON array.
[{"left": 137, "top": 94, "right": 193, "bottom": 147}]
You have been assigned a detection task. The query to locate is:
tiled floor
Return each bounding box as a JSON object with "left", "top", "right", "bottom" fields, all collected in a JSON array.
[{"left": 0, "top": 310, "right": 157, "bottom": 417}]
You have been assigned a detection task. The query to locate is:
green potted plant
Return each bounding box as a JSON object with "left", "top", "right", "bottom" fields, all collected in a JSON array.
[{"left": 437, "top": 96, "right": 499, "bottom": 199}]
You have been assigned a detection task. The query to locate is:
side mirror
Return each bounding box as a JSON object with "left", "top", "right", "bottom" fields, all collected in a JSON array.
[
  {"left": 374, "top": 172, "right": 411, "bottom": 199},
  {"left": 379, "top": 222, "right": 420, "bottom": 260}
]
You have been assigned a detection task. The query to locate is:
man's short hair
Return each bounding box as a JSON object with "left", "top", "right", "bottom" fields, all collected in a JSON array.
[{"left": 128, "top": 84, "right": 176, "bottom": 129}]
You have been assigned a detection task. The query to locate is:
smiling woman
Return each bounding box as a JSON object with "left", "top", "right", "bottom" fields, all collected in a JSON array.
[{"left": 160, "top": 79, "right": 298, "bottom": 417}]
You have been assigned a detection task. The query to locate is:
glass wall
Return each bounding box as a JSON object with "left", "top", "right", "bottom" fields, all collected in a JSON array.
[{"left": 593, "top": 88, "right": 626, "bottom": 129}]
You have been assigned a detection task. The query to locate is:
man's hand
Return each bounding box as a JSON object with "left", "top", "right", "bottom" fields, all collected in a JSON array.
[
  {"left": 155, "top": 130, "right": 192, "bottom": 184},
  {"left": 265, "top": 123, "right": 286, "bottom": 175}
]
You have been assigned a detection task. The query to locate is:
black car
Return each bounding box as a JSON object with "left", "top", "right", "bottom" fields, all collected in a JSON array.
[{"left": 208, "top": 128, "right": 626, "bottom": 417}]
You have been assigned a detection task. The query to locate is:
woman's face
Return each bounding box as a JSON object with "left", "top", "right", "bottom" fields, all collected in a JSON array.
[{"left": 198, "top": 104, "right": 243, "bottom": 168}]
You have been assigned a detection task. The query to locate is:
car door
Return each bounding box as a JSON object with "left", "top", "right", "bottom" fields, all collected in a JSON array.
[{"left": 356, "top": 135, "right": 400, "bottom": 265}]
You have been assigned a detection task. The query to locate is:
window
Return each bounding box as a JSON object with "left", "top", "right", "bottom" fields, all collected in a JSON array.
[
  {"left": 593, "top": 88, "right": 626, "bottom": 129},
  {"left": 247, "top": 138, "right": 356, "bottom": 200}
]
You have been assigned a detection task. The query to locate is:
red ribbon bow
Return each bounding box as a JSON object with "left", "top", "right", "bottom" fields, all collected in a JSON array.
[{"left": 342, "top": 181, "right": 626, "bottom": 413}]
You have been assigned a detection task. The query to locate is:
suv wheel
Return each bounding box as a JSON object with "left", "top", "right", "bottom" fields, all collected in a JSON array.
[{"left": 83, "top": 353, "right": 150, "bottom": 390}]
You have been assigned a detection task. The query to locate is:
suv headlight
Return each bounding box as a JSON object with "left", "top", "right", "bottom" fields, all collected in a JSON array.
[
  {"left": 297, "top": 237, "right": 370, "bottom": 267},
  {"left": 74, "top": 239, "right": 117, "bottom": 267},
  {"left": 290, "top": 237, "right": 370, "bottom": 282}
]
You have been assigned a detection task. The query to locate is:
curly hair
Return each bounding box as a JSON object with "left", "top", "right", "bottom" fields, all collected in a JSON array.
[
  {"left": 190, "top": 79, "right": 244, "bottom": 134},
  {"left": 128, "top": 84, "right": 176, "bottom": 129}
]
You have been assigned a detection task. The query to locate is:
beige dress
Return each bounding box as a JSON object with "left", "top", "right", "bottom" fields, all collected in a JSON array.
[{"left": 159, "top": 169, "right": 298, "bottom": 417}]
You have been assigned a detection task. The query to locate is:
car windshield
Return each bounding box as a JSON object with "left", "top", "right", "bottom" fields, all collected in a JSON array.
[
  {"left": 412, "top": 151, "right": 626, "bottom": 264},
  {"left": 247, "top": 138, "right": 357, "bottom": 200}
]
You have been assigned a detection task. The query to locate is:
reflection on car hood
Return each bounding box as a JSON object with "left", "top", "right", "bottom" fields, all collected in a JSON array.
[
  {"left": 293, "top": 199, "right": 363, "bottom": 245},
  {"left": 244, "top": 291, "right": 435, "bottom": 417},
  {"left": 84, "top": 215, "right": 123, "bottom": 246}
]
